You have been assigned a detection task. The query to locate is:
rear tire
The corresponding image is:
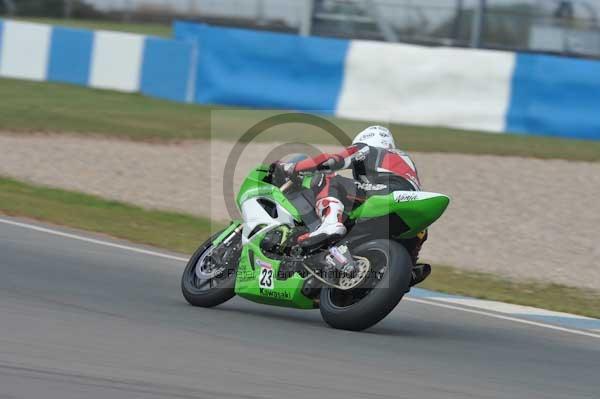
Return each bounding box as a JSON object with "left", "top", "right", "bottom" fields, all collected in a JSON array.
[
  {"left": 181, "top": 230, "right": 240, "bottom": 308},
  {"left": 319, "top": 239, "right": 412, "bottom": 331}
]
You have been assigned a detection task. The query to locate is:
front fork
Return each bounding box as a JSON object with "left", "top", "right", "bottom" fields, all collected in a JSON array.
[
  {"left": 212, "top": 221, "right": 243, "bottom": 247},
  {"left": 208, "top": 222, "right": 244, "bottom": 278}
]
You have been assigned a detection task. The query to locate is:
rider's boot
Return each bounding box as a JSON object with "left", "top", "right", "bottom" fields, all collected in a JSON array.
[
  {"left": 298, "top": 197, "right": 347, "bottom": 249},
  {"left": 409, "top": 230, "right": 431, "bottom": 286},
  {"left": 410, "top": 263, "right": 431, "bottom": 287}
]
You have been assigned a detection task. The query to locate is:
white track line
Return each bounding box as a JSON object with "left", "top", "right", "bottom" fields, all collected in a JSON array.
[
  {"left": 0, "top": 218, "right": 188, "bottom": 262},
  {"left": 405, "top": 298, "right": 600, "bottom": 339},
  {"left": 1, "top": 217, "right": 599, "bottom": 340}
]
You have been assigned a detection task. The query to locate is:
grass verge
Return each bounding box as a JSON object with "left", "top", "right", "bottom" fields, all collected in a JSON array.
[
  {"left": 2, "top": 79, "right": 599, "bottom": 161},
  {"left": 0, "top": 177, "right": 215, "bottom": 254},
  {"left": 1, "top": 177, "right": 598, "bottom": 318},
  {"left": 421, "top": 266, "right": 599, "bottom": 319},
  {"left": 13, "top": 17, "right": 171, "bottom": 37}
]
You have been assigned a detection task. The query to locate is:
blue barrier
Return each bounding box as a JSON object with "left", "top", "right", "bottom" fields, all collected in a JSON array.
[
  {"left": 48, "top": 27, "right": 93, "bottom": 85},
  {"left": 1, "top": 17, "right": 599, "bottom": 140},
  {"left": 140, "top": 37, "right": 195, "bottom": 102},
  {"left": 507, "top": 53, "right": 600, "bottom": 140},
  {"left": 176, "top": 21, "right": 600, "bottom": 140},
  {"left": 175, "top": 22, "right": 349, "bottom": 111}
]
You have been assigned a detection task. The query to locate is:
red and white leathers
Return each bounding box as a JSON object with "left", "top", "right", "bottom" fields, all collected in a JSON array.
[{"left": 292, "top": 142, "right": 421, "bottom": 243}]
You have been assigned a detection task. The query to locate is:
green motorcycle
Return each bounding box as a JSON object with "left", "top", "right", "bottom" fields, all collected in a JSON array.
[{"left": 181, "top": 164, "right": 449, "bottom": 331}]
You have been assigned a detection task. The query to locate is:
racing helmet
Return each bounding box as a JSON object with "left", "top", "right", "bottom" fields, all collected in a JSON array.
[{"left": 352, "top": 126, "right": 396, "bottom": 149}]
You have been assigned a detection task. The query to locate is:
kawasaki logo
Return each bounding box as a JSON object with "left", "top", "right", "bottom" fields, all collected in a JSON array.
[
  {"left": 259, "top": 288, "right": 290, "bottom": 300},
  {"left": 393, "top": 192, "right": 418, "bottom": 202}
]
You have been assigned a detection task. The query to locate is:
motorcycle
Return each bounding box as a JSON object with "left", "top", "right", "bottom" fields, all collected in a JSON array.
[{"left": 181, "top": 161, "right": 449, "bottom": 331}]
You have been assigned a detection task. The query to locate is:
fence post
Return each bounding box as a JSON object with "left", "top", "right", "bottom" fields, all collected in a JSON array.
[
  {"left": 366, "top": 0, "right": 399, "bottom": 42},
  {"left": 452, "top": 0, "right": 463, "bottom": 42},
  {"left": 122, "top": 0, "right": 133, "bottom": 22},
  {"left": 470, "top": 0, "right": 486, "bottom": 48},
  {"left": 256, "top": 0, "right": 266, "bottom": 26},
  {"left": 64, "top": 0, "right": 73, "bottom": 18},
  {"left": 300, "top": 0, "right": 314, "bottom": 36}
]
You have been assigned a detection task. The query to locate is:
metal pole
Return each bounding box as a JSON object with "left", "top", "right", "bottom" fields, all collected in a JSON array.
[
  {"left": 64, "top": 0, "right": 73, "bottom": 19},
  {"left": 452, "top": 0, "right": 464, "bottom": 43},
  {"left": 256, "top": 0, "right": 266, "bottom": 26},
  {"left": 366, "top": 0, "right": 399, "bottom": 42},
  {"left": 122, "top": 0, "right": 132, "bottom": 22},
  {"left": 300, "top": 0, "right": 315, "bottom": 36},
  {"left": 470, "top": 0, "right": 486, "bottom": 48}
]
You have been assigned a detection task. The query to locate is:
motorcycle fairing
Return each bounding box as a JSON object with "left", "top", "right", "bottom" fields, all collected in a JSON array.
[
  {"left": 349, "top": 191, "right": 450, "bottom": 238},
  {"left": 236, "top": 166, "right": 302, "bottom": 222},
  {"left": 234, "top": 231, "right": 315, "bottom": 309},
  {"left": 232, "top": 167, "right": 450, "bottom": 309}
]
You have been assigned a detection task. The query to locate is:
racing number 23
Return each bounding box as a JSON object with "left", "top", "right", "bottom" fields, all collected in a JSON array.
[{"left": 259, "top": 267, "right": 274, "bottom": 289}]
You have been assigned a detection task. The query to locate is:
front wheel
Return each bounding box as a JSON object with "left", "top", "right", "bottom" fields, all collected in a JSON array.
[
  {"left": 181, "top": 229, "right": 241, "bottom": 308},
  {"left": 319, "top": 239, "right": 412, "bottom": 331}
]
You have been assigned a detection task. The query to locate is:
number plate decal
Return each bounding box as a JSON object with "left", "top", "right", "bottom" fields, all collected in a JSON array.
[
  {"left": 256, "top": 259, "right": 274, "bottom": 289},
  {"left": 259, "top": 267, "right": 274, "bottom": 289}
]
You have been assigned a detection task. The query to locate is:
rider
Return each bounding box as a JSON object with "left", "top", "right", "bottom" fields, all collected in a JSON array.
[
  {"left": 274, "top": 125, "right": 430, "bottom": 284},
  {"left": 276, "top": 125, "right": 424, "bottom": 245}
]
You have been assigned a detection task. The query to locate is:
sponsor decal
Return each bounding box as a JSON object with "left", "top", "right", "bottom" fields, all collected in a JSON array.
[
  {"left": 354, "top": 181, "right": 387, "bottom": 191},
  {"left": 255, "top": 258, "right": 272, "bottom": 269},
  {"left": 259, "top": 288, "right": 290, "bottom": 300},
  {"left": 393, "top": 192, "right": 419, "bottom": 202}
]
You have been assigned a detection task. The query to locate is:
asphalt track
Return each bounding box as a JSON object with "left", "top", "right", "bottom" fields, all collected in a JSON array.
[{"left": 0, "top": 217, "right": 598, "bottom": 399}]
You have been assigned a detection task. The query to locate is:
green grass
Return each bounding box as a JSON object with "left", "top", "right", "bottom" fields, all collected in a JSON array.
[
  {"left": 13, "top": 17, "right": 171, "bottom": 37},
  {"left": 1, "top": 176, "right": 598, "bottom": 318},
  {"left": 0, "top": 177, "right": 216, "bottom": 253},
  {"left": 2, "top": 78, "right": 599, "bottom": 161}
]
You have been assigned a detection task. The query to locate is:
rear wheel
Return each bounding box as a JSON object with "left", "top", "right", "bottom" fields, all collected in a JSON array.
[
  {"left": 319, "top": 239, "right": 412, "bottom": 331},
  {"left": 181, "top": 229, "right": 241, "bottom": 307}
]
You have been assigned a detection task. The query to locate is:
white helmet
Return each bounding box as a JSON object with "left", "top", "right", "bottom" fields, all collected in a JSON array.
[{"left": 352, "top": 126, "right": 396, "bottom": 149}]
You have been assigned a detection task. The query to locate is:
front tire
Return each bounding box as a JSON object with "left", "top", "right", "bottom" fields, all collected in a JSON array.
[
  {"left": 319, "top": 239, "right": 412, "bottom": 331},
  {"left": 181, "top": 230, "right": 240, "bottom": 308}
]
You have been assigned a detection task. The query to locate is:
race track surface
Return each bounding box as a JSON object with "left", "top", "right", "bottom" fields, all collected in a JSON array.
[{"left": 1, "top": 218, "right": 598, "bottom": 399}]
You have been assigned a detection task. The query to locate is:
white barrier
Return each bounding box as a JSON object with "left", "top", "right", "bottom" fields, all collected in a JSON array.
[
  {"left": 336, "top": 40, "right": 516, "bottom": 132},
  {"left": 0, "top": 20, "right": 51, "bottom": 81},
  {"left": 89, "top": 31, "right": 145, "bottom": 92}
]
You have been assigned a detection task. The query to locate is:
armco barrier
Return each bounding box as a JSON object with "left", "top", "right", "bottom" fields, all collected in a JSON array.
[
  {"left": 1, "top": 18, "right": 599, "bottom": 140},
  {"left": 0, "top": 19, "right": 195, "bottom": 102}
]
